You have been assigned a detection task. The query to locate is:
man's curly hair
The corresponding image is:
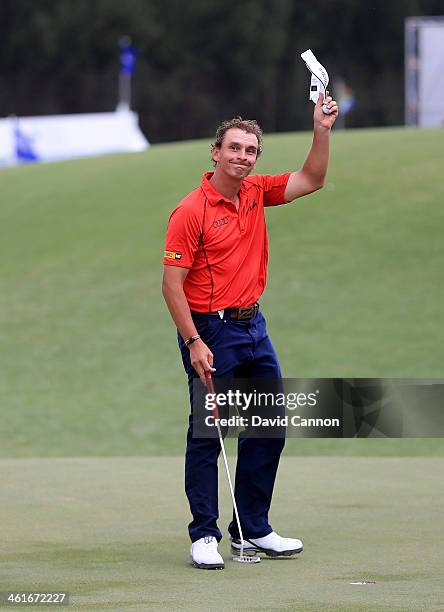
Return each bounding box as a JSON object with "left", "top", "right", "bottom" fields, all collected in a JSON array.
[{"left": 211, "top": 116, "right": 263, "bottom": 166}]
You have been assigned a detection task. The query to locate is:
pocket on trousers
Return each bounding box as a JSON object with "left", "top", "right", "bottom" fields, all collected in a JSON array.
[
  {"left": 192, "top": 315, "right": 209, "bottom": 337},
  {"left": 204, "top": 317, "right": 225, "bottom": 346}
]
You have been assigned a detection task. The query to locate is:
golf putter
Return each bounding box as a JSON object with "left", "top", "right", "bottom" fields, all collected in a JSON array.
[
  {"left": 204, "top": 371, "right": 260, "bottom": 564},
  {"left": 300, "top": 49, "right": 331, "bottom": 114}
]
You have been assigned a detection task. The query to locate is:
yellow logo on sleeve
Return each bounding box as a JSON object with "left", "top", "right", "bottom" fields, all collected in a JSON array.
[{"left": 164, "top": 250, "right": 182, "bottom": 260}]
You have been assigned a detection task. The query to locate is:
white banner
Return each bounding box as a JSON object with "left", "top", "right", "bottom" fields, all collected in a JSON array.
[
  {"left": 419, "top": 24, "right": 444, "bottom": 126},
  {"left": 0, "top": 109, "right": 148, "bottom": 166}
]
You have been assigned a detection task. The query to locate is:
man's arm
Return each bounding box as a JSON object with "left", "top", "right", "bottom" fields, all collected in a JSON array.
[
  {"left": 162, "top": 265, "right": 215, "bottom": 383},
  {"left": 284, "top": 91, "right": 339, "bottom": 202}
]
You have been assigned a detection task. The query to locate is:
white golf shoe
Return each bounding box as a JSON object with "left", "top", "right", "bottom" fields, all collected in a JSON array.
[
  {"left": 190, "top": 536, "right": 225, "bottom": 570},
  {"left": 231, "top": 531, "right": 303, "bottom": 557}
]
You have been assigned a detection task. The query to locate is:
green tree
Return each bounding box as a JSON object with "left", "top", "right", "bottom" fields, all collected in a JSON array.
[{"left": 0, "top": 0, "right": 441, "bottom": 141}]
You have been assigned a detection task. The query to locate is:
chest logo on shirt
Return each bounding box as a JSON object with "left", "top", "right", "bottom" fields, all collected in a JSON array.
[
  {"left": 246, "top": 200, "right": 258, "bottom": 215},
  {"left": 213, "top": 216, "right": 229, "bottom": 228}
]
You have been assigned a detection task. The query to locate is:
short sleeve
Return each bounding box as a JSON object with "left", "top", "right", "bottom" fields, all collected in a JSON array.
[
  {"left": 163, "top": 203, "right": 201, "bottom": 268},
  {"left": 255, "top": 173, "right": 291, "bottom": 207}
]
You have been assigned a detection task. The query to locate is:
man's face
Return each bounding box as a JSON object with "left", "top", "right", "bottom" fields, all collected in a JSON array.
[{"left": 212, "top": 128, "right": 259, "bottom": 179}]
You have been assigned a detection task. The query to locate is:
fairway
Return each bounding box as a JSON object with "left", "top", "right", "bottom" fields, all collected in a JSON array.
[
  {"left": 1, "top": 127, "right": 444, "bottom": 457},
  {"left": 1, "top": 457, "right": 443, "bottom": 611}
]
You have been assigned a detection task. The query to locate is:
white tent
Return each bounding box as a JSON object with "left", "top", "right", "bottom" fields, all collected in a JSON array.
[{"left": 0, "top": 109, "right": 148, "bottom": 166}]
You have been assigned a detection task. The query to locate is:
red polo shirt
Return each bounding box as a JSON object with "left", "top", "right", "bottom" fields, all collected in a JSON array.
[{"left": 164, "top": 171, "right": 290, "bottom": 312}]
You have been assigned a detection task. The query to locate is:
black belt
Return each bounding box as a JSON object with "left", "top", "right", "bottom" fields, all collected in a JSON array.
[{"left": 193, "top": 303, "right": 259, "bottom": 320}]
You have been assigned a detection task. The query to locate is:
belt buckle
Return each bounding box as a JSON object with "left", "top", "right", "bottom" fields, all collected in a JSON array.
[{"left": 238, "top": 306, "right": 253, "bottom": 320}]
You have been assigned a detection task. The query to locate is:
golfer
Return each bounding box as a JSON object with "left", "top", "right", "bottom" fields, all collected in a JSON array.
[{"left": 162, "top": 92, "right": 338, "bottom": 569}]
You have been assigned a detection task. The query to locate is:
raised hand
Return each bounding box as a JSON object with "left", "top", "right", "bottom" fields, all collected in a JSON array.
[{"left": 314, "top": 91, "right": 339, "bottom": 130}]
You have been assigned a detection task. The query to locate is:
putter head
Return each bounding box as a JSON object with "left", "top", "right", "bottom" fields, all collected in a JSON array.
[
  {"left": 232, "top": 539, "right": 261, "bottom": 563},
  {"left": 233, "top": 554, "right": 261, "bottom": 564},
  {"left": 300, "top": 49, "right": 331, "bottom": 113}
]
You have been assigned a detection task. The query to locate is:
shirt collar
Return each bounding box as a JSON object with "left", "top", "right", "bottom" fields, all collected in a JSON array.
[{"left": 201, "top": 171, "right": 252, "bottom": 206}]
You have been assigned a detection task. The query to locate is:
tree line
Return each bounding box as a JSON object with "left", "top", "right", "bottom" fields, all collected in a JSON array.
[{"left": 0, "top": 0, "right": 442, "bottom": 142}]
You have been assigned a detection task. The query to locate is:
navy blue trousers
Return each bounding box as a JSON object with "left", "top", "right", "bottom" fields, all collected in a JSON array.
[{"left": 178, "top": 310, "right": 285, "bottom": 543}]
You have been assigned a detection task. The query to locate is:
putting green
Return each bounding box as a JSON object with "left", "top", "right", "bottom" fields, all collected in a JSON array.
[{"left": 1, "top": 457, "right": 443, "bottom": 611}]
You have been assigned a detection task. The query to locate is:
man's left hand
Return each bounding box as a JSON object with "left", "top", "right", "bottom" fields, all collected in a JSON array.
[{"left": 314, "top": 91, "right": 339, "bottom": 130}]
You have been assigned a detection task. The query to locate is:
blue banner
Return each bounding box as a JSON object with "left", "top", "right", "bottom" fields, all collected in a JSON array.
[
  {"left": 120, "top": 44, "right": 137, "bottom": 75},
  {"left": 14, "top": 124, "right": 39, "bottom": 163}
]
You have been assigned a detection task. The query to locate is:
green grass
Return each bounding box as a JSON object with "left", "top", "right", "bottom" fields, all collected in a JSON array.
[
  {"left": 1, "top": 456, "right": 443, "bottom": 611},
  {"left": 1, "top": 127, "right": 444, "bottom": 457},
  {"left": 1, "top": 130, "right": 444, "bottom": 610}
]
